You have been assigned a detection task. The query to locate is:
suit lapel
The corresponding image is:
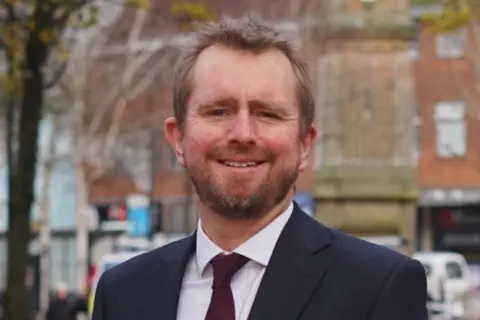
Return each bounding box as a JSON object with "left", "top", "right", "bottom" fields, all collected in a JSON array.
[
  {"left": 133, "top": 233, "right": 196, "bottom": 320},
  {"left": 248, "top": 204, "right": 333, "bottom": 320}
]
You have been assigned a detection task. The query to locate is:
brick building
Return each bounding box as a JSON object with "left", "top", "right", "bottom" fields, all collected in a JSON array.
[{"left": 413, "top": 5, "right": 480, "bottom": 262}]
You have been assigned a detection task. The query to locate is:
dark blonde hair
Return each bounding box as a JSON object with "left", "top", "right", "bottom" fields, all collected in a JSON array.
[{"left": 172, "top": 14, "right": 315, "bottom": 137}]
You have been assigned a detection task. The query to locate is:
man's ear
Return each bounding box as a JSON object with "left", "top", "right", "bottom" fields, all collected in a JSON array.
[
  {"left": 164, "top": 117, "right": 186, "bottom": 167},
  {"left": 298, "top": 124, "right": 317, "bottom": 172}
]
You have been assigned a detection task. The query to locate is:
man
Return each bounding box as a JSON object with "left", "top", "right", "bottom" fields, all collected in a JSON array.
[
  {"left": 92, "top": 15, "right": 427, "bottom": 320},
  {"left": 46, "top": 282, "right": 76, "bottom": 320}
]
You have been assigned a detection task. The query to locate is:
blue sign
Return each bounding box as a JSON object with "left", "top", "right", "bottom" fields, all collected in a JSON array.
[
  {"left": 127, "top": 194, "right": 151, "bottom": 237},
  {"left": 294, "top": 192, "right": 315, "bottom": 217},
  {"left": 127, "top": 206, "right": 151, "bottom": 237}
]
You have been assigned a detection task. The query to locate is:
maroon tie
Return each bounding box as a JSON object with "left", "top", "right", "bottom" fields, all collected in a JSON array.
[{"left": 205, "top": 253, "right": 249, "bottom": 320}]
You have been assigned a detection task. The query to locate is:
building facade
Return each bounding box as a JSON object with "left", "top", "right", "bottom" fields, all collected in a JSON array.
[
  {"left": 312, "top": 0, "right": 418, "bottom": 255},
  {"left": 413, "top": 5, "right": 480, "bottom": 263}
]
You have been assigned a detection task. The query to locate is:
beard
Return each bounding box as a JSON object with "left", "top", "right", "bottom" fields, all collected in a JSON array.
[{"left": 185, "top": 148, "right": 300, "bottom": 221}]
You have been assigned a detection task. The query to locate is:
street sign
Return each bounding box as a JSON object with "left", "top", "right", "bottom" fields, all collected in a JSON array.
[
  {"left": 126, "top": 194, "right": 151, "bottom": 238},
  {"left": 293, "top": 192, "right": 315, "bottom": 217}
]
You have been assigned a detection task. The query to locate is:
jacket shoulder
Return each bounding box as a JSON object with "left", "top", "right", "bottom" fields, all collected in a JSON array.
[
  {"left": 101, "top": 236, "right": 193, "bottom": 284},
  {"left": 329, "top": 228, "right": 419, "bottom": 271}
]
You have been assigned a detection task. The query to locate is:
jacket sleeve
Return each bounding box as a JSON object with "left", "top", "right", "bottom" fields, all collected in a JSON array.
[
  {"left": 370, "top": 259, "right": 428, "bottom": 320},
  {"left": 91, "top": 274, "right": 108, "bottom": 320}
]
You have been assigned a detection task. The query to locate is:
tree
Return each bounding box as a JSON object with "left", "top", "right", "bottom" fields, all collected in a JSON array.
[
  {"left": 0, "top": 0, "right": 149, "bottom": 318},
  {"left": 49, "top": 0, "right": 215, "bottom": 298},
  {"left": 59, "top": 8, "right": 176, "bottom": 295},
  {"left": 1, "top": 1, "right": 86, "bottom": 319}
]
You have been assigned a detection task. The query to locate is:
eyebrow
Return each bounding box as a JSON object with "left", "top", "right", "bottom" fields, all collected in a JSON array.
[
  {"left": 196, "top": 96, "right": 292, "bottom": 116},
  {"left": 249, "top": 99, "right": 293, "bottom": 117},
  {"left": 249, "top": 99, "right": 282, "bottom": 110},
  {"left": 196, "top": 97, "right": 237, "bottom": 111}
]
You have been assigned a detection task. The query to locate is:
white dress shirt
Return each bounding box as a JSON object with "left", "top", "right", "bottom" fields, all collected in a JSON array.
[{"left": 176, "top": 202, "right": 293, "bottom": 320}]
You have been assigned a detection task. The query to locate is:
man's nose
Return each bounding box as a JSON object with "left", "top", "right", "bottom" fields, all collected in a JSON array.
[{"left": 227, "top": 111, "right": 256, "bottom": 145}]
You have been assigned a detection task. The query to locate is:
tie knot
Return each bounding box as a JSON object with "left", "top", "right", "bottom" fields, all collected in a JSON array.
[{"left": 210, "top": 253, "right": 249, "bottom": 288}]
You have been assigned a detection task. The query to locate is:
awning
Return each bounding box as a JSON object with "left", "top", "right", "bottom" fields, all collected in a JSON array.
[{"left": 419, "top": 189, "right": 480, "bottom": 207}]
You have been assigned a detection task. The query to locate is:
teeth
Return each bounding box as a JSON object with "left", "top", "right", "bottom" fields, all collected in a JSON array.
[{"left": 223, "top": 161, "right": 258, "bottom": 167}]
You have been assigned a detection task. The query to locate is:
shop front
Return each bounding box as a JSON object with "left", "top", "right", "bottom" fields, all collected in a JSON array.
[
  {"left": 431, "top": 205, "right": 480, "bottom": 263},
  {"left": 417, "top": 188, "right": 480, "bottom": 263}
]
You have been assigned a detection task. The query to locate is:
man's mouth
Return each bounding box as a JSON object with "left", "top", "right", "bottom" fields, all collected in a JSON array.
[{"left": 218, "top": 161, "right": 264, "bottom": 168}]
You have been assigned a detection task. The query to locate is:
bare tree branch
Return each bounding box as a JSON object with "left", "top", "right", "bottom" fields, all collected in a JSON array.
[
  {"left": 43, "top": 61, "right": 68, "bottom": 89},
  {"left": 49, "top": 3, "right": 177, "bottom": 181}
]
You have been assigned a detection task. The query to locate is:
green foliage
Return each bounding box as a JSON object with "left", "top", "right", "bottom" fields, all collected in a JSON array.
[
  {"left": 0, "top": 1, "right": 84, "bottom": 97},
  {"left": 0, "top": 0, "right": 215, "bottom": 98},
  {"left": 171, "top": 0, "right": 217, "bottom": 30},
  {"left": 420, "top": 0, "right": 472, "bottom": 33},
  {"left": 0, "top": 0, "right": 156, "bottom": 99},
  {"left": 126, "top": 0, "right": 152, "bottom": 10}
]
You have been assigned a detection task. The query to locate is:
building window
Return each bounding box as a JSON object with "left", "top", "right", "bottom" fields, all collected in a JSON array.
[
  {"left": 436, "top": 29, "right": 466, "bottom": 58},
  {"left": 435, "top": 101, "right": 466, "bottom": 158}
]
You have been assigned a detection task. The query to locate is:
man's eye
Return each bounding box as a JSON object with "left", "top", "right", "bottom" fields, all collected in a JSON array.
[
  {"left": 258, "top": 111, "right": 278, "bottom": 118},
  {"left": 207, "top": 109, "right": 228, "bottom": 116}
]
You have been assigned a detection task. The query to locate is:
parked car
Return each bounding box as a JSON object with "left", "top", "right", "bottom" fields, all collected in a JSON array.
[{"left": 413, "top": 251, "right": 472, "bottom": 318}]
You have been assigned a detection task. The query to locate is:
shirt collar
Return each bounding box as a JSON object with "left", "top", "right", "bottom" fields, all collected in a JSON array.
[{"left": 195, "top": 202, "right": 294, "bottom": 276}]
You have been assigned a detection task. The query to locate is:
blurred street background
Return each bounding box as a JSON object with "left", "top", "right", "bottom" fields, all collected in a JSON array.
[{"left": 1, "top": 0, "right": 480, "bottom": 319}]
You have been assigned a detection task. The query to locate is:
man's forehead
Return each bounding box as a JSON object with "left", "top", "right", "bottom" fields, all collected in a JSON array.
[
  {"left": 193, "top": 45, "right": 293, "bottom": 79},
  {"left": 190, "top": 46, "right": 296, "bottom": 101}
]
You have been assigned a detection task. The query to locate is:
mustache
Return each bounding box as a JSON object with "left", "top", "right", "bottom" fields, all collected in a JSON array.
[{"left": 207, "top": 145, "right": 273, "bottom": 161}]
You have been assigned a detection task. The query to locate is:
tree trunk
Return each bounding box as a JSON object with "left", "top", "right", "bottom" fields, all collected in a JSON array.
[
  {"left": 75, "top": 158, "right": 90, "bottom": 294},
  {"left": 4, "top": 65, "right": 44, "bottom": 319},
  {"left": 38, "top": 116, "right": 59, "bottom": 319}
]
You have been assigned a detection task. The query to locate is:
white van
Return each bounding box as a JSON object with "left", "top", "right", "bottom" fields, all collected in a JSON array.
[
  {"left": 88, "top": 250, "right": 147, "bottom": 316},
  {"left": 413, "top": 251, "right": 472, "bottom": 317}
]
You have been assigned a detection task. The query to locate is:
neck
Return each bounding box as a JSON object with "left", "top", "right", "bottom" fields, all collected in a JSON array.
[{"left": 199, "top": 191, "right": 293, "bottom": 251}]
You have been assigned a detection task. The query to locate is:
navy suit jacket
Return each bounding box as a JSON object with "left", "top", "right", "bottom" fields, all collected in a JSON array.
[{"left": 92, "top": 203, "right": 428, "bottom": 320}]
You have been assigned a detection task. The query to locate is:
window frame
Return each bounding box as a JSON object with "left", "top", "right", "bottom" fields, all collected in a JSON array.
[
  {"left": 434, "top": 101, "right": 467, "bottom": 159},
  {"left": 435, "top": 29, "right": 466, "bottom": 59}
]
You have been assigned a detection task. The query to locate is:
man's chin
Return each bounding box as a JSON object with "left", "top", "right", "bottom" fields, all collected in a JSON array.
[
  {"left": 214, "top": 208, "right": 267, "bottom": 221},
  {"left": 207, "top": 195, "right": 271, "bottom": 220}
]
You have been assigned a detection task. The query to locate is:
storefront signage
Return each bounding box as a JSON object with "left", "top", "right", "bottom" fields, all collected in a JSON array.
[{"left": 433, "top": 205, "right": 480, "bottom": 253}]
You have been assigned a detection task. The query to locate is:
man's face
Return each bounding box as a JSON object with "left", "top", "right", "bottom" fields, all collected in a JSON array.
[
  {"left": 57, "top": 289, "right": 67, "bottom": 300},
  {"left": 165, "top": 44, "right": 316, "bottom": 220}
]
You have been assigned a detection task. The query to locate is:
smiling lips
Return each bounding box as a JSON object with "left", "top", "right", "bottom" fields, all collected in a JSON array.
[{"left": 218, "top": 160, "right": 265, "bottom": 167}]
